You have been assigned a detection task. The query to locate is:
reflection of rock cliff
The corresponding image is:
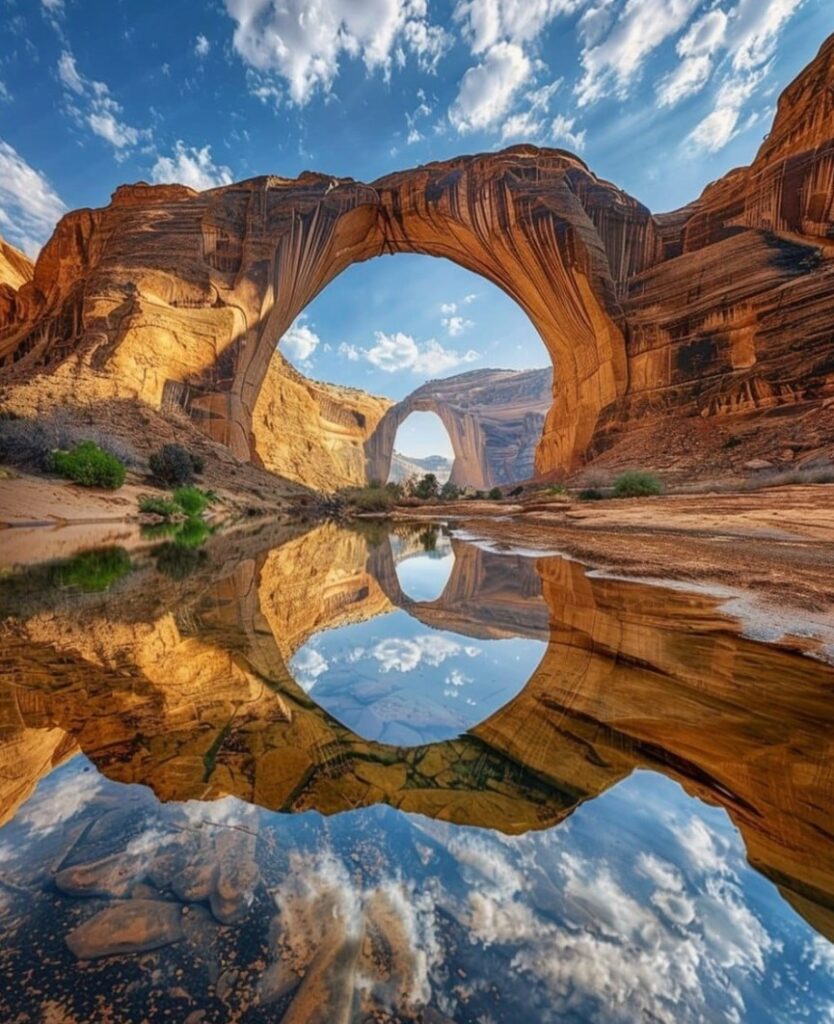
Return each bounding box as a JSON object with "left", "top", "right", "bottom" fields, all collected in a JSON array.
[
  {"left": 2, "top": 523, "right": 834, "bottom": 941},
  {"left": 368, "top": 367, "right": 552, "bottom": 488},
  {"left": 3, "top": 34, "right": 834, "bottom": 482}
]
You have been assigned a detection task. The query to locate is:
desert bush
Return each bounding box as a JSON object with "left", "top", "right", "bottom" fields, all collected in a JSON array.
[
  {"left": 488, "top": 486, "right": 503, "bottom": 500},
  {"left": 612, "top": 470, "right": 663, "bottom": 498},
  {"left": 722, "top": 435, "right": 743, "bottom": 450},
  {"left": 53, "top": 441, "right": 126, "bottom": 489},
  {"left": 149, "top": 443, "right": 203, "bottom": 486},
  {"left": 172, "top": 485, "right": 210, "bottom": 517},
  {"left": 578, "top": 487, "right": 604, "bottom": 501},
  {"left": 508, "top": 485, "right": 524, "bottom": 497},
  {"left": 414, "top": 473, "right": 439, "bottom": 500},
  {"left": 348, "top": 486, "right": 395, "bottom": 512},
  {"left": 440, "top": 481, "right": 461, "bottom": 501},
  {"left": 0, "top": 418, "right": 56, "bottom": 470},
  {"left": 139, "top": 495, "right": 180, "bottom": 518}
]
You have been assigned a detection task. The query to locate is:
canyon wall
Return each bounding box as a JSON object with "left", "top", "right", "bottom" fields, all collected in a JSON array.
[{"left": 1, "top": 33, "right": 834, "bottom": 483}]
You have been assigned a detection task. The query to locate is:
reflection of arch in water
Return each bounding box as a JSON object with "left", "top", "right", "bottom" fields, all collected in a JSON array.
[{"left": 4, "top": 524, "right": 834, "bottom": 938}]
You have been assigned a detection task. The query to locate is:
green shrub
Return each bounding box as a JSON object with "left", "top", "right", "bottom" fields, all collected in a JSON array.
[
  {"left": 174, "top": 516, "right": 211, "bottom": 547},
  {"left": 440, "top": 481, "right": 461, "bottom": 501},
  {"left": 139, "top": 495, "right": 179, "bottom": 518},
  {"left": 53, "top": 441, "right": 126, "bottom": 489},
  {"left": 612, "top": 471, "right": 663, "bottom": 498},
  {"left": 488, "top": 486, "right": 503, "bottom": 500},
  {"left": 578, "top": 487, "right": 604, "bottom": 501},
  {"left": 546, "top": 484, "right": 565, "bottom": 495},
  {"left": 173, "top": 486, "right": 210, "bottom": 517},
  {"left": 414, "top": 473, "right": 439, "bottom": 500},
  {"left": 149, "top": 443, "right": 203, "bottom": 486}
]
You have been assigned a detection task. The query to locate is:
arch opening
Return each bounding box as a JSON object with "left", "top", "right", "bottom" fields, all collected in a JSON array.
[{"left": 254, "top": 251, "right": 556, "bottom": 492}]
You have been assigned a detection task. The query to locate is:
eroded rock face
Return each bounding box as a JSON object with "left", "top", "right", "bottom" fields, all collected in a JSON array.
[
  {"left": 1, "top": 34, "right": 834, "bottom": 481},
  {"left": 0, "top": 238, "right": 33, "bottom": 327},
  {"left": 366, "top": 367, "right": 552, "bottom": 488}
]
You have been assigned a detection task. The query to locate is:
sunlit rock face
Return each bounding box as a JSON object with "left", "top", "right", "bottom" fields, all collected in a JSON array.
[
  {"left": 2, "top": 35, "right": 833, "bottom": 482},
  {"left": 0, "top": 237, "right": 33, "bottom": 326},
  {"left": 367, "top": 367, "right": 552, "bottom": 488}
]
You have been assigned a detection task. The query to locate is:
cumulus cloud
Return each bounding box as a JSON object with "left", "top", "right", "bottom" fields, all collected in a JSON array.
[
  {"left": 454, "top": 0, "right": 581, "bottom": 54},
  {"left": 195, "top": 33, "right": 211, "bottom": 57},
  {"left": 277, "top": 315, "right": 321, "bottom": 363},
  {"left": 349, "top": 330, "right": 480, "bottom": 376},
  {"left": 224, "top": 0, "right": 450, "bottom": 106},
  {"left": 656, "top": 9, "right": 728, "bottom": 107},
  {"left": 685, "top": 67, "right": 765, "bottom": 152},
  {"left": 0, "top": 140, "right": 67, "bottom": 256},
  {"left": 442, "top": 314, "right": 474, "bottom": 336},
  {"left": 449, "top": 41, "right": 532, "bottom": 132},
  {"left": 151, "top": 141, "right": 234, "bottom": 190}
]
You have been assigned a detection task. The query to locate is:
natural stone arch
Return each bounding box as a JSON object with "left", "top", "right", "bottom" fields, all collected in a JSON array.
[
  {"left": 0, "top": 147, "right": 655, "bottom": 475},
  {"left": 367, "top": 366, "right": 552, "bottom": 488}
]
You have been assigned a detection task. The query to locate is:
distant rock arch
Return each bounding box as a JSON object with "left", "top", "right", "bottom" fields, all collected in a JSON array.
[{"left": 366, "top": 366, "right": 552, "bottom": 488}]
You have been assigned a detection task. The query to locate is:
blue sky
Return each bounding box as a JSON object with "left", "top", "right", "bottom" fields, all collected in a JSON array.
[{"left": 0, "top": 0, "right": 830, "bottom": 457}]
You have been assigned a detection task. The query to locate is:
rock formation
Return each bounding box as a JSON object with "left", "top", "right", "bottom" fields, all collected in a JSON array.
[
  {"left": 1, "top": 33, "right": 834, "bottom": 483},
  {"left": 0, "top": 238, "right": 33, "bottom": 328},
  {"left": 367, "top": 367, "right": 552, "bottom": 488}
]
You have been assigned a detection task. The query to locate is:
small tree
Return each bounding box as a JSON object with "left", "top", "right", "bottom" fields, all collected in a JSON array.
[
  {"left": 149, "top": 443, "right": 203, "bottom": 487},
  {"left": 488, "top": 486, "right": 503, "bottom": 500},
  {"left": 440, "top": 480, "right": 460, "bottom": 501},
  {"left": 414, "top": 472, "right": 439, "bottom": 500}
]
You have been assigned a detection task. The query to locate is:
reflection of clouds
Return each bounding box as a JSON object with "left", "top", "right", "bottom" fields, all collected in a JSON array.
[
  {"left": 368, "top": 635, "right": 478, "bottom": 674},
  {"left": 180, "top": 795, "right": 257, "bottom": 830},
  {"left": 290, "top": 646, "right": 329, "bottom": 691},
  {"left": 17, "top": 770, "right": 102, "bottom": 836}
]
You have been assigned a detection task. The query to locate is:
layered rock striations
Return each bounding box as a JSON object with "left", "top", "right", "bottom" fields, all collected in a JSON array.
[
  {"left": 366, "top": 366, "right": 552, "bottom": 488},
  {"left": 1, "top": 33, "right": 834, "bottom": 480}
]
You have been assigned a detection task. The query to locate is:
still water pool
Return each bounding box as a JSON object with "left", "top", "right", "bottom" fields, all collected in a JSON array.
[{"left": 0, "top": 520, "right": 833, "bottom": 1022}]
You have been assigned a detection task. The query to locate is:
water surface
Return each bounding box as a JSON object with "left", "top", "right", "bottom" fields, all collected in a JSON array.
[{"left": 1, "top": 520, "right": 833, "bottom": 1022}]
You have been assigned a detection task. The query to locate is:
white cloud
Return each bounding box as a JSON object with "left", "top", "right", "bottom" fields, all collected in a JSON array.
[
  {"left": 57, "top": 51, "right": 85, "bottom": 95},
  {"left": 151, "top": 141, "right": 234, "bottom": 190},
  {"left": 0, "top": 140, "right": 67, "bottom": 257},
  {"left": 277, "top": 315, "right": 321, "bottom": 363},
  {"left": 57, "top": 52, "right": 147, "bottom": 155},
  {"left": 338, "top": 341, "right": 360, "bottom": 361},
  {"left": 575, "top": 0, "right": 701, "bottom": 107},
  {"left": 500, "top": 78, "right": 563, "bottom": 141},
  {"left": 454, "top": 0, "right": 580, "bottom": 54},
  {"left": 354, "top": 330, "right": 480, "bottom": 375},
  {"left": 224, "top": 0, "right": 449, "bottom": 106},
  {"left": 449, "top": 41, "right": 532, "bottom": 133},
  {"left": 680, "top": 0, "right": 803, "bottom": 153},
  {"left": 440, "top": 301, "right": 457, "bottom": 315},
  {"left": 442, "top": 315, "right": 474, "bottom": 336},
  {"left": 671, "top": 815, "right": 729, "bottom": 875},
  {"left": 195, "top": 33, "right": 211, "bottom": 57},
  {"left": 551, "top": 112, "right": 586, "bottom": 150}
]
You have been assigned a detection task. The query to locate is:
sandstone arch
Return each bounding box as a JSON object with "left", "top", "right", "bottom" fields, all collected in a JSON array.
[
  {"left": 367, "top": 366, "right": 552, "bottom": 488},
  {"left": 0, "top": 148, "right": 648, "bottom": 475}
]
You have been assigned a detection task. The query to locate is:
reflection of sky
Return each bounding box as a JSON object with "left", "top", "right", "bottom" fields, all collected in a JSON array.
[
  {"left": 290, "top": 608, "right": 545, "bottom": 745},
  {"left": 2, "top": 759, "right": 833, "bottom": 1023},
  {"left": 394, "top": 548, "right": 455, "bottom": 602}
]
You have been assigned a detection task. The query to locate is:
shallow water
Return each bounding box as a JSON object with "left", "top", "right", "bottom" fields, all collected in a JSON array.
[{"left": 1, "top": 519, "right": 833, "bottom": 1022}]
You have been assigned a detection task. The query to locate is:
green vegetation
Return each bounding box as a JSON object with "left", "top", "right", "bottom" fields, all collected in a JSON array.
[
  {"left": 413, "top": 472, "right": 439, "bottom": 500},
  {"left": 545, "top": 484, "right": 565, "bottom": 495},
  {"left": 172, "top": 485, "right": 210, "bottom": 517},
  {"left": 149, "top": 443, "right": 204, "bottom": 486},
  {"left": 488, "top": 486, "right": 503, "bottom": 500},
  {"left": 53, "top": 441, "right": 126, "bottom": 489},
  {"left": 440, "top": 480, "right": 461, "bottom": 501},
  {"left": 578, "top": 487, "right": 605, "bottom": 501},
  {"left": 138, "top": 495, "right": 179, "bottom": 517},
  {"left": 343, "top": 484, "right": 396, "bottom": 512},
  {"left": 612, "top": 471, "right": 663, "bottom": 498},
  {"left": 0, "top": 414, "right": 136, "bottom": 474}
]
